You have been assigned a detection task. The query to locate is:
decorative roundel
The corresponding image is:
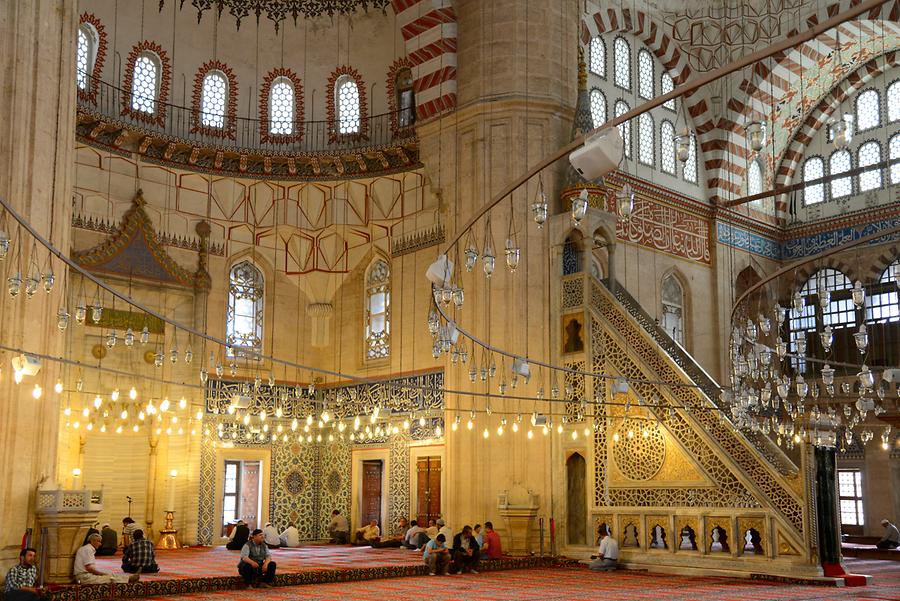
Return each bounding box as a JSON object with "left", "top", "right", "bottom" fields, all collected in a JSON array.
[
  {"left": 325, "top": 469, "right": 342, "bottom": 496},
  {"left": 612, "top": 419, "right": 666, "bottom": 480},
  {"left": 284, "top": 470, "right": 305, "bottom": 496}
]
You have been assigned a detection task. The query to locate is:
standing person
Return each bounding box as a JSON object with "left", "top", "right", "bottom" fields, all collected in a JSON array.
[
  {"left": 121, "top": 517, "right": 139, "bottom": 548},
  {"left": 423, "top": 534, "right": 450, "bottom": 576},
  {"left": 877, "top": 519, "right": 900, "bottom": 549},
  {"left": 328, "top": 510, "right": 350, "bottom": 544},
  {"left": 280, "top": 522, "right": 300, "bottom": 548},
  {"left": 96, "top": 524, "right": 117, "bottom": 556},
  {"left": 589, "top": 527, "right": 619, "bottom": 571},
  {"left": 4, "top": 548, "right": 45, "bottom": 601},
  {"left": 121, "top": 530, "right": 159, "bottom": 573},
  {"left": 226, "top": 520, "right": 249, "bottom": 550},
  {"left": 481, "top": 522, "right": 503, "bottom": 559},
  {"left": 402, "top": 520, "right": 425, "bottom": 549},
  {"left": 263, "top": 523, "right": 281, "bottom": 549},
  {"left": 73, "top": 534, "right": 140, "bottom": 584},
  {"left": 352, "top": 520, "right": 381, "bottom": 545},
  {"left": 238, "top": 529, "right": 277, "bottom": 589},
  {"left": 450, "top": 525, "right": 480, "bottom": 574}
]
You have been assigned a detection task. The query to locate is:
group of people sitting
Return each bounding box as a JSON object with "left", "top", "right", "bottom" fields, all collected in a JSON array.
[{"left": 224, "top": 519, "right": 302, "bottom": 550}]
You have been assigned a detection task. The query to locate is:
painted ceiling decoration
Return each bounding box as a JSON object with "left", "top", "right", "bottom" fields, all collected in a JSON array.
[{"left": 160, "top": 0, "right": 392, "bottom": 29}]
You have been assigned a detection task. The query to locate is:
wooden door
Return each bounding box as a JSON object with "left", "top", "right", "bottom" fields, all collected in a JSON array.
[
  {"left": 240, "top": 460, "right": 260, "bottom": 530},
  {"left": 361, "top": 460, "right": 383, "bottom": 527},
  {"left": 416, "top": 456, "right": 441, "bottom": 525}
]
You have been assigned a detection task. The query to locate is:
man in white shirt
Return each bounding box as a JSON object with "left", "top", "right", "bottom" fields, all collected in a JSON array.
[
  {"left": 263, "top": 523, "right": 281, "bottom": 548},
  {"left": 280, "top": 522, "right": 300, "bottom": 548},
  {"left": 73, "top": 533, "right": 140, "bottom": 584},
  {"left": 877, "top": 519, "right": 900, "bottom": 549},
  {"left": 589, "top": 527, "right": 619, "bottom": 571},
  {"left": 352, "top": 520, "right": 381, "bottom": 545},
  {"left": 436, "top": 518, "right": 452, "bottom": 542},
  {"left": 402, "top": 520, "right": 425, "bottom": 549}
]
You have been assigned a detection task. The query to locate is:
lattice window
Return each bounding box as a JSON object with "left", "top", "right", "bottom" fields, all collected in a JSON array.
[
  {"left": 661, "top": 274, "right": 684, "bottom": 345},
  {"left": 76, "top": 24, "right": 97, "bottom": 90},
  {"left": 790, "top": 269, "right": 856, "bottom": 370},
  {"left": 336, "top": 74, "right": 361, "bottom": 134},
  {"left": 683, "top": 133, "right": 697, "bottom": 183},
  {"left": 858, "top": 140, "right": 883, "bottom": 192},
  {"left": 888, "top": 80, "right": 900, "bottom": 123},
  {"left": 590, "top": 88, "right": 607, "bottom": 128},
  {"left": 660, "top": 120, "right": 676, "bottom": 175},
  {"left": 829, "top": 150, "right": 853, "bottom": 199},
  {"left": 365, "top": 259, "right": 391, "bottom": 360},
  {"left": 838, "top": 469, "right": 864, "bottom": 526},
  {"left": 589, "top": 37, "right": 605, "bottom": 77},
  {"left": 747, "top": 159, "right": 763, "bottom": 196},
  {"left": 661, "top": 71, "right": 675, "bottom": 111},
  {"left": 637, "top": 49, "right": 654, "bottom": 100},
  {"left": 615, "top": 100, "right": 631, "bottom": 158},
  {"left": 855, "top": 89, "right": 881, "bottom": 132},
  {"left": 891, "top": 134, "right": 900, "bottom": 184},
  {"left": 226, "top": 261, "right": 264, "bottom": 357},
  {"left": 803, "top": 156, "right": 825, "bottom": 205},
  {"left": 130, "top": 52, "right": 160, "bottom": 115},
  {"left": 866, "top": 260, "right": 900, "bottom": 324},
  {"left": 562, "top": 237, "right": 581, "bottom": 275},
  {"left": 200, "top": 71, "right": 227, "bottom": 129},
  {"left": 638, "top": 112, "right": 654, "bottom": 166},
  {"left": 269, "top": 77, "right": 295, "bottom": 135},
  {"left": 613, "top": 37, "right": 630, "bottom": 90}
]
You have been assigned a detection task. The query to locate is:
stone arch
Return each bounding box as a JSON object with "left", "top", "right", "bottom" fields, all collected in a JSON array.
[
  {"left": 790, "top": 259, "right": 859, "bottom": 293},
  {"left": 566, "top": 452, "right": 587, "bottom": 545},
  {"left": 868, "top": 243, "right": 900, "bottom": 281},
  {"left": 659, "top": 267, "right": 690, "bottom": 346}
]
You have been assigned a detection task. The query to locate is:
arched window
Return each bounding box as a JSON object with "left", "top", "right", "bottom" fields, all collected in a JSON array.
[
  {"left": 661, "top": 274, "right": 685, "bottom": 345},
  {"left": 829, "top": 149, "right": 853, "bottom": 199},
  {"left": 747, "top": 159, "right": 763, "bottom": 196},
  {"left": 637, "top": 49, "right": 654, "bottom": 100},
  {"left": 590, "top": 89, "right": 607, "bottom": 128},
  {"left": 888, "top": 80, "right": 900, "bottom": 123},
  {"left": 269, "top": 77, "right": 295, "bottom": 135},
  {"left": 200, "top": 71, "right": 227, "bottom": 129},
  {"left": 660, "top": 120, "right": 676, "bottom": 174},
  {"left": 365, "top": 259, "right": 391, "bottom": 360},
  {"left": 562, "top": 236, "right": 581, "bottom": 275},
  {"left": 589, "top": 37, "right": 605, "bottom": 77},
  {"left": 855, "top": 89, "right": 881, "bottom": 132},
  {"left": 661, "top": 71, "right": 676, "bottom": 111},
  {"left": 395, "top": 67, "right": 415, "bottom": 128},
  {"left": 615, "top": 100, "right": 631, "bottom": 158},
  {"left": 130, "top": 51, "right": 161, "bottom": 115},
  {"left": 858, "top": 141, "right": 883, "bottom": 192},
  {"left": 867, "top": 260, "right": 900, "bottom": 324},
  {"left": 683, "top": 133, "right": 697, "bottom": 184},
  {"left": 638, "top": 112, "right": 654, "bottom": 165},
  {"left": 76, "top": 23, "right": 97, "bottom": 90},
  {"left": 226, "top": 261, "right": 264, "bottom": 357},
  {"left": 613, "top": 37, "right": 631, "bottom": 90},
  {"left": 789, "top": 268, "right": 855, "bottom": 372},
  {"left": 803, "top": 156, "right": 825, "bottom": 205},
  {"left": 891, "top": 133, "right": 900, "bottom": 184},
  {"left": 336, "top": 74, "right": 361, "bottom": 134}
]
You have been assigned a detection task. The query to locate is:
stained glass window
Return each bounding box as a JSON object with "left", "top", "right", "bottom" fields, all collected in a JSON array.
[
  {"left": 855, "top": 89, "right": 880, "bottom": 132},
  {"left": 269, "top": 77, "right": 295, "bottom": 135},
  {"left": 638, "top": 49, "right": 654, "bottom": 100},
  {"left": 226, "top": 261, "right": 264, "bottom": 357},
  {"left": 614, "top": 37, "right": 630, "bottom": 90},
  {"left": 131, "top": 52, "right": 160, "bottom": 115},
  {"left": 589, "top": 37, "right": 605, "bottom": 77},
  {"left": 661, "top": 274, "right": 684, "bottom": 345},
  {"left": 747, "top": 159, "right": 762, "bottom": 196},
  {"left": 365, "top": 259, "right": 391, "bottom": 359},
  {"left": 660, "top": 120, "right": 676, "bottom": 175},
  {"left": 683, "top": 133, "right": 697, "bottom": 183},
  {"left": 615, "top": 100, "right": 631, "bottom": 158},
  {"left": 803, "top": 156, "right": 825, "bottom": 205},
  {"left": 829, "top": 149, "right": 853, "bottom": 199},
  {"left": 661, "top": 72, "right": 676, "bottom": 111},
  {"left": 200, "top": 71, "right": 227, "bottom": 129},
  {"left": 857, "top": 140, "right": 882, "bottom": 192},
  {"left": 336, "top": 75, "right": 361, "bottom": 134},
  {"left": 76, "top": 24, "right": 96, "bottom": 90},
  {"left": 638, "top": 112, "right": 654, "bottom": 165},
  {"left": 590, "top": 88, "right": 607, "bottom": 128},
  {"left": 888, "top": 80, "right": 900, "bottom": 123}
]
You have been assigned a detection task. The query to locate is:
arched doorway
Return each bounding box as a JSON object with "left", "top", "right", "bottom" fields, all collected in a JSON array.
[{"left": 566, "top": 453, "right": 587, "bottom": 545}]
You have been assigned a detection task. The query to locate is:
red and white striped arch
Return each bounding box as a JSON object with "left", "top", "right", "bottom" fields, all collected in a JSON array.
[{"left": 390, "top": 0, "right": 457, "bottom": 121}]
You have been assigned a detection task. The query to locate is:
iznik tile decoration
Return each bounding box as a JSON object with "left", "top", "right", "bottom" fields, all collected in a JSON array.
[
  {"left": 389, "top": 430, "right": 411, "bottom": 531},
  {"left": 318, "top": 440, "right": 351, "bottom": 538},
  {"left": 781, "top": 216, "right": 900, "bottom": 260},
  {"left": 716, "top": 222, "right": 782, "bottom": 260},
  {"left": 270, "top": 441, "right": 321, "bottom": 538}
]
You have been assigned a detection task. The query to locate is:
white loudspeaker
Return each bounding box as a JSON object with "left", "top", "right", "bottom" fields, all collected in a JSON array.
[
  {"left": 425, "top": 254, "right": 454, "bottom": 286},
  {"left": 512, "top": 357, "right": 531, "bottom": 383},
  {"left": 11, "top": 353, "right": 41, "bottom": 377},
  {"left": 568, "top": 127, "right": 624, "bottom": 181}
]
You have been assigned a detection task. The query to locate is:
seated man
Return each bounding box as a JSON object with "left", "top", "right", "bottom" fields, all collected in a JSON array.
[
  {"left": 450, "top": 525, "right": 480, "bottom": 574},
  {"left": 589, "top": 527, "right": 619, "bottom": 571},
  {"left": 74, "top": 533, "right": 140, "bottom": 584},
  {"left": 373, "top": 517, "right": 409, "bottom": 548},
  {"left": 238, "top": 529, "right": 277, "bottom": 588},
  {"left": 280, "top": 522, "right": 300, "bottom": 548},
  {"left": 481, "top": 522, "right": 503, "bottom": 559},
  {"left": 328, "top": 510, "right": 350, "bottom": 544},
  {"left": 402, "top": 520, "right": 425, "bottom": 549},
  {"left": 877, "top": 519, "right": 900, "bottom": 550},
  {"left": 352, "top": 520, "right": 381, "bottom": 545},
  {"left": 4, "top": 548, "right": 45, "bottom": 601},
  {"left": 226, "top": 520, "right": 250, "bottom": 550},
  {"left": 121, "top": 529, "right": 159, "bottom": 573},
  {"left": 121, "top": 518, "right": 139, "bottom": 548},
  {"left": 437, "top": 519, "right": 453, "bottom": 543},
  {"left": 263, "top": 523, "right": 281, "bottom": 549},
  {"left": 96, "top": 524, "right": 117, "bottom": 556},
  {"left": 423, "top": 533, "right": 450, "bottom": 576}
]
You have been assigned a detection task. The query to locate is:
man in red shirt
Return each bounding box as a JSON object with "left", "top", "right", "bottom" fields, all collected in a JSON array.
[{"left": 481, "top": 522, "right": 502, "bottom": 559}]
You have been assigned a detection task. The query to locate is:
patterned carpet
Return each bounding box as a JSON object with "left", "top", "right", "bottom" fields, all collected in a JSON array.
[{"left": 131, "top": 559, "right": 900, "bottom": 601}]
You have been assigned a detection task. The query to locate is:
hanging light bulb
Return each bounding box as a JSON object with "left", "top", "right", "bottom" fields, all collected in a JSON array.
[
  {"left": 170, "top": 344, "right": 178, "bottom": 364},
  {"left": 7, "top": 271, "right": 22, "bottom": 298},
  {"left": 675, "top": 131, "right": 691, "bottom": 162},
  {"left": 31, "top": 383, "right": 42, "bottom": 399},
  {"left": 745, "top": 121, "right": 767, "bottom": 152},
  {"left": 616, "top": 184, "right": 634, "bottom": 221},
  {"left": 853, "top": 324, "right": 869, "bottom": 354},
  {"left": 792, "top": 291, "right": 804, "bottom": 313},
  {"left": 482, "top": 242, "right": 495, "bottom": 278},
  {"left": 820, "top": 325, "right": 833, "bottom": 353},
  {"left": 571, "top": 189, "right": 589, "bottom": 225},
  {"left": 129, "top": 386, "right": 138, "bottom": 400},
  {"left": 821, "top": 364, "right": 835, "bottom": 387},
  {"left": 24, "top": 271, "right": 40, "bottom": 298},
  {"left": 830, "top": 114, "right": 853, "bottom": 150},
  {"left": 0, "top": 229, "right": 8, "bottom": 259},
  {"left": 464, "top": 242, "right": 478, "bottom": 272},
  {"left": 54, "top": 379, "right": 63, "bottom": 394},
  {"left": 56, "top": 307, "right": 69, "bottom": 332},
  {"left": 140, "top": 326, "right": 150, "bottom": 344},
  {"left": 185, "top": 346, "right": 194, "bottom": 364},
  {"left": 851, "top": 280, "right": 865, "bottom": 308},
  {"left": 106, "top": 329, "right": 117, "bottom": 349},
  {"left": 74, "top": 303, "right": 86, "bottom": 325},
  {"left": 154, "top": 351, "right": 164, "bottom": 367},
  {"left": 160, "top": 398, "right": 170, "bottom": 412},
  {"left": 93, "top": 395, "right": 101, "bottom": 409},
  {"left": 111, "top": 388, "right": 120, "bottom": 402},
  {"left": 91, "top": 299, "right": 102, "bottom": 324},
  {"left": 532, "top": 191, "right": 548, "bottom": 228},
  {"left": 42, "top": 269, "right": 55, "bottom": 293},
  {"left": 505, "top": 238, "right": 520, "bottom": 272},
  {"left": 858, "top": 365, "right": 875, "bottom": 390}
]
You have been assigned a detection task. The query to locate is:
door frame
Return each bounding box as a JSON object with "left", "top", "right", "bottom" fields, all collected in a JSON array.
[
  {"left": 214, "top": 447, "right": 271, "bottom": 543},
  {"left": 350, "top": 447, "right": 389, "bottom": 532},
  {"left": 409, "top": 442, "right": 444, "bottom": 526}
]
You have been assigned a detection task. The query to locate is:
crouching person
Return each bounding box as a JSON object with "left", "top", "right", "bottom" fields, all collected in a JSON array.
[
  {"left": 121, "top": 530, "right": 159, "bottom": 573},
  {"left": 238, "top": 529, "right": 276, "bottom": 588},
  {"left": 423, "top": 534, "right": 450, "bottom": 576}
]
